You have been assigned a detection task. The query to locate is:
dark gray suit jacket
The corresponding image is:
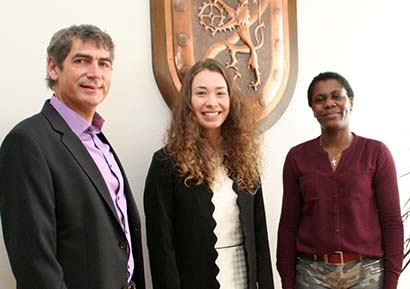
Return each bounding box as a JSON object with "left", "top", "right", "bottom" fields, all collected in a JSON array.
[
  {"left": 144, "top": 149, "right": 274, "bottom": 289},
  {"left": 0, "top": 101, "right": 145, "bottom": 289}
]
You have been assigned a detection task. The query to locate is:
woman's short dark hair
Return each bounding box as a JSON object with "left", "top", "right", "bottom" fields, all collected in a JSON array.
[{"left": 307, "top": 71, "right": 354, "bottom": 107}]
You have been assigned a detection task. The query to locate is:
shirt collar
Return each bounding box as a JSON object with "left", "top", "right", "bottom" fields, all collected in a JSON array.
[{"left": 50, "top": 95, "right": 105, "bottom": 137}]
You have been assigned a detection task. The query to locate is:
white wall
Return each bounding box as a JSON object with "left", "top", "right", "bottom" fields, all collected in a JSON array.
[{"left": 0, "top": 0, "right": 409, "bottom": 288}]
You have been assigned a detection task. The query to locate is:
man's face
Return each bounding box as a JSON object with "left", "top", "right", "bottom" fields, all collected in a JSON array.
[{"left": 48, "top": 38, "right": 112, "bottom": 122}]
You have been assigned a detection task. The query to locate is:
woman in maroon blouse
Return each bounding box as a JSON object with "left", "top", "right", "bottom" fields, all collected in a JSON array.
[{"left": 276, "top": 72, "right": 403, "bottom": 289}]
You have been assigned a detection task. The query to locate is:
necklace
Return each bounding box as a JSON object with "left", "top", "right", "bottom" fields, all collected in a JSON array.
[
  {"left": 330, "top": 156, "right": 338, "bottom": 167},
  {"left": 319, "top": 136, "right": 342, "bottom": 168}
]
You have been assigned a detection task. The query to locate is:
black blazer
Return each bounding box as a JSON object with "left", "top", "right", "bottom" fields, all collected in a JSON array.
[
  {"left": 0, "top": 101, "right": 145, "bottom": 289},
  {"left": 144, "top": 149, "right": 274, "bottom": 289}
]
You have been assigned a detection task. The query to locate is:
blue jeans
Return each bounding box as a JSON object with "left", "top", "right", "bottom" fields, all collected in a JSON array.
[{"left": 295, "top": 255, "right": 384, "bottom": 289}]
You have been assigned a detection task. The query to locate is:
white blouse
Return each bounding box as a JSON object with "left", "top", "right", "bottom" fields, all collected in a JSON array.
[{"left": 211, "top": 165, "right": 247, "bottom": 289}]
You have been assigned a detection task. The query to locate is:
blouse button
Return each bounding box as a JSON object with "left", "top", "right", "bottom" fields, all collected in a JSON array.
[{"left": 119, "top": 241, "right": 127, "bottom": 249}]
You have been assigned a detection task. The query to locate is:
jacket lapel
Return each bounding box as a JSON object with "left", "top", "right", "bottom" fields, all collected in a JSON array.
[
  {"left": 98, "top": 132, "right": 140, "bottom": 229},
  {"left": 234, "top": 182, "right": 254, "bottom": 231},
  {"left": 41, "top": 101, "right": 122, "bottom": 226}
]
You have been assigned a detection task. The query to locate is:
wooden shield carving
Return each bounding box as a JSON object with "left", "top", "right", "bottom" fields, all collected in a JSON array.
[{"left": 150, "top": 0, "right": 298, "bottom": 131}]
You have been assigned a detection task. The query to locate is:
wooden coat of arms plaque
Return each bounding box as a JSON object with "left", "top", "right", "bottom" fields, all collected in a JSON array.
[{"left": 151, "top": 0, "right": 298, "bottom": 131}]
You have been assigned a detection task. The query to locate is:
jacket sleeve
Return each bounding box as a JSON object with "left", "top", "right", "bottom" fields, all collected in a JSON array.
[
  {"left": 373, "top": 142, "right": 403, "bottom": 289},
  {"left": 254, "top": 184, "right": 275, "bottom": 289},
  {"left": 0, "top": 129, "right": 68, "bottom": 289},
  {"left": 143, "top": 151, "right": 181, "bottom": 289}
]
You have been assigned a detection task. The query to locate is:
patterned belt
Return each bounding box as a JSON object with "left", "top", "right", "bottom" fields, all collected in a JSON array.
[
  {"left": 215, "top": 242, "right": 244, "bottom": 249},
  {"left": 306, "top": 251, "right": 365, "bottom": 265}
]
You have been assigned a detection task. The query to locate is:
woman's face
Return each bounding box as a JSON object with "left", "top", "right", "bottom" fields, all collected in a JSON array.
[
  {"left": 310, "top": 79, "right": 353, "bottom": 131},
  {"left": 191, "top": 69, "right": 230, "bottom": 138}
]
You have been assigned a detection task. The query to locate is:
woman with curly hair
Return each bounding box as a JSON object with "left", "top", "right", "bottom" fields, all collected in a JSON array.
[{"left": 144, "top": 58, "right": 274, "bottom": 289}]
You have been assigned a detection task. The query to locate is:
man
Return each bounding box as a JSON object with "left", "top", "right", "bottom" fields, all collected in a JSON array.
[{"left": 0, "top": 25, "right": 145, "bottom": 289}]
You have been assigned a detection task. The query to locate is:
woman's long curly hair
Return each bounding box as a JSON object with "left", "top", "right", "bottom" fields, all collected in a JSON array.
[{"left": 165, "top": 59, "right": 261, "bottom": 194}]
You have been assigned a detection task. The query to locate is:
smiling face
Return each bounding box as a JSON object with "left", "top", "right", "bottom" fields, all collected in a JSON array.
[
  {"left": 48, "top": 38, "right": 112, "bottom": 123},
  {"left": 311, "top": 79, "right": 353, "bottom": 131},
  {"left": 191, "top": 69, "right": 230, "bottom": 140}
]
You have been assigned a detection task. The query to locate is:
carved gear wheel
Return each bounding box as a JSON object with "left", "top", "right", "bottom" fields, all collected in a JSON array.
[{"left": 198, "top": 1, "right": 226, "bottom": 34}]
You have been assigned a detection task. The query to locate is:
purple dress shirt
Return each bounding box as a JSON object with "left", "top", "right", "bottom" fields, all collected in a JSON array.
[{"left": 50, "top": 96, "right": 134, "bottom": 281}]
